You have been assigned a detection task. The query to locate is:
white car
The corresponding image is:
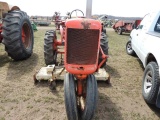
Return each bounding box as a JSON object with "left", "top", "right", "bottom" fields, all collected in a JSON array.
[{"left": 126, "top": 10, "right": 160, "bottom": 107}]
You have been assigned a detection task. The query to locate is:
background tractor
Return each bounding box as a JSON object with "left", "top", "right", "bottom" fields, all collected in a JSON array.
[
  {"left": 0, "top": 2, "right": 34, "bottom": 60},
  {"left": 113, "top": 19, "right": 141, "bottom": 35},
  {"left": 53, "top": 11, "right": 61, "bottom": 30}
]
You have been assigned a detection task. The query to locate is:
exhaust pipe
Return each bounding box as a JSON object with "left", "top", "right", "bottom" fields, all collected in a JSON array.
[{"left": 86, "top": 0, "right": 92, "bottom": 18}]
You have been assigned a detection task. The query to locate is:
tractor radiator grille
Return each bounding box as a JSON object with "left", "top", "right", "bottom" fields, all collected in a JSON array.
[{"left": 67, "top": 28, "right": 99, "bottom": 65}]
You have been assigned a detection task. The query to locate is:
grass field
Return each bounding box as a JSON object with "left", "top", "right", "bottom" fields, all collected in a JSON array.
[{"left": 0, "top": 27, "right": 160, "bottom": 120}]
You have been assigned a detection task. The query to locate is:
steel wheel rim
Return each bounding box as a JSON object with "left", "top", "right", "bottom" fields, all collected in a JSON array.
[
  {"left": 21, "top": 22, "right": 31, "bottom": 49},
  {"left": 79, "top": 96, "right": 86, "bottom": 111},
  {"left": 144, "top": 71, "right": 153, "bottom": 94},
  {"left": 127, "top": 43, "right": 132, "bottom": 53}
]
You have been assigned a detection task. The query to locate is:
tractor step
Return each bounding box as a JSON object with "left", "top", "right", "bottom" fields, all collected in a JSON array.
[{"left": 35, "top": 65, "right": 110, "bottom": 82}]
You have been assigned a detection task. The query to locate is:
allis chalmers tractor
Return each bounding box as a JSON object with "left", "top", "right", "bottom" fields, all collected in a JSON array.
[
  {"left": 0, "top": 2, "right": 34, "bottom": 60},
  {"left": 34, "top": 0, "right": 109, "bottom": 119}
]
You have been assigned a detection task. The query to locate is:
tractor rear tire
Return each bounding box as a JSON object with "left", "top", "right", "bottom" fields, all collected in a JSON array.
[
  {"left": 44, "top": 30, "right": 57, "bottom": 65},
  {"left": 98, "top": 32, "right": 108, "bottom": 68},
  {"left": 2, "top": 10, "right": 34, "bottom": 60},
  {"left": 102, "top": 28, "right": 106, "bottom": 34}
]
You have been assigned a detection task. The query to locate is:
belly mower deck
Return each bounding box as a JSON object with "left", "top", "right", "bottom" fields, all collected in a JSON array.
[{"left": 34, "top": 65, "right": 110, "bottom": 89}]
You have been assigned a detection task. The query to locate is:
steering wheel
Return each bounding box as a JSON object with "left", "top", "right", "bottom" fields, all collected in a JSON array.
[{"left": 70, "top": 9, "right": 84, "bottom": 18}]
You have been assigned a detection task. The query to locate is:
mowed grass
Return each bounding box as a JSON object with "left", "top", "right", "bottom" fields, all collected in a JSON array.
[{"left": 0, "top": 27, "right": 160, "bottom": 120}]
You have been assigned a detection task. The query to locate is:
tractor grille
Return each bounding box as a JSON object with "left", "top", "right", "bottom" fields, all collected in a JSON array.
[{"left": 67, "top": 28, "right": 99, "bottom": 65}]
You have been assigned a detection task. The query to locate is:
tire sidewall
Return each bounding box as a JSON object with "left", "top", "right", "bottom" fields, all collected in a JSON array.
[
  {"left": 64, "top": 73, "right": 78, "bottom": 120},
  {"left": 142, "top": 62, "right": 160, "bottom": 104},
  {"left": 44, "top": 30, "right": 57, "bottom": 65},
  {"left": 2, "top": 10, "right": 34, "bottom": 60},
  {"left": 81, "top": 74, "right": 98, "bottom": 120}
]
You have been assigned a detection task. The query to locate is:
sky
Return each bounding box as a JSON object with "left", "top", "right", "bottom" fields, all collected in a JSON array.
[{"left": 1, "top": 0, "right": 160, "bottom": 17}]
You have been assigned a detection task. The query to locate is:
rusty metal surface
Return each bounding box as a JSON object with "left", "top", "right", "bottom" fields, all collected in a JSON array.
[
  {"left": 125, "top": 24, "right": 133, "bottom": 31},
  {"left": 0, "top": 2, "right": 20, "bottom": 13},
  {"left": 0, "top": 2, "right": 9, "bottom": 18},
  {"left": 10, "top": 6, "right": 20, "bottom": 11},
  {"left": 0, "top": 2, "right": 9, "bottom": 11},
  {"left": 114, "top": 20, "right": 134, "bottom": 28},
  {"left": 66, "top": 28, "right": 99, "bottom": 65}
]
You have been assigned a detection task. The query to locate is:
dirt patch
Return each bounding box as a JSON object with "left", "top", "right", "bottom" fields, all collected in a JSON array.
[
  {"left": 106, "top": 27, "right": 114, "bottom": 31},
  {"left": 0, "top": 28, "right": 160, "bottom": 120}
]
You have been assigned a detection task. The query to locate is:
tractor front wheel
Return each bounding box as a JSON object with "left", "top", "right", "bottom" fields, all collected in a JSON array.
[
  {"left": 64, "top": 73, "right": 79, "bottom": 120},
  {"left": 64, "top": 74, "right": 98, "bottom": 120},
  {"left": 2, "top": 10, "right": 34, "bottom": 60},
  {"left": 80, "top": 74, "right": 98, "bottom": 120}
]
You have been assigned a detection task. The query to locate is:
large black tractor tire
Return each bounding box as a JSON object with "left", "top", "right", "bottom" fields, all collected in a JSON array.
[
  {"left": 81, "top": 74, "right": 98, "bottom": 120},
  {"left": 102, "top": 27, "right": 106, "bottom": 34},
  {"left": 2, "top": 10, "right": 34, "bottom": 60},
  {"left": 44, "top": 30, "right": 57, "bottom": 65},
  {"left": 98, "top": 32, "right": 109, "bottom": 68},
  {"left": 126, "top": 39, "right": 135, "bottom": 56},
  {"left": 64, "top": 73, "right": 79, "bottom": 120},
  {"left": 142, "top": 62, "right": 160, "bottom": 104}
]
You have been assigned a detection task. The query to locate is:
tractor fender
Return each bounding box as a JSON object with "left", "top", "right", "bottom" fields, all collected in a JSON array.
[{"left": 156, "top": 86, "right": 160, "bottom": 108}]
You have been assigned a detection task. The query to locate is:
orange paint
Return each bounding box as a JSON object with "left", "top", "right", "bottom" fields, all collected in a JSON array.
[
  {"left": 75, "top": 74, "right": 87, "bottom": 80},
  {"left": 22, "top": 28, "right": 26, "bottom": 43},
  {"left": 77, "top": 80, "right": 83, "bottom": 96}
]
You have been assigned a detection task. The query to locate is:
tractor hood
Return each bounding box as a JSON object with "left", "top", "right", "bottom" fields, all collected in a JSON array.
[
  {"left": 64, "top": 18, "right": 102, "bottom": 75},
  {"left": 65, "top": 18, "right": 101, "bottom": 30}
]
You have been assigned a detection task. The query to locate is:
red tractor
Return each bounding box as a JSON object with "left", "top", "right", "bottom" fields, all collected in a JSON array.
[
  {"left": 35, "top": 0, "right": 109, "bottom": 119},
  {"left": 0, "top": 2, "right": 34, "bottom": 60},
  {"left": 113, "top": 19, "right": 142, "bottom": 35},
  {"left": 43, "top": 10, "right": 108, "bottom": 120}
]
